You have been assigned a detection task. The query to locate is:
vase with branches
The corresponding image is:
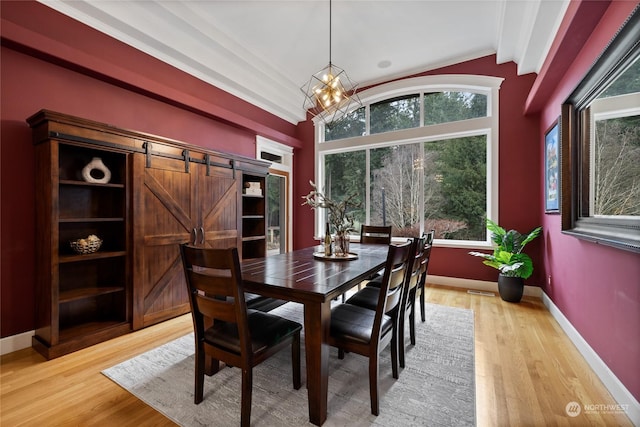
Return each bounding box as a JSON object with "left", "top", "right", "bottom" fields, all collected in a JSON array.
[{"left": 302, "top": 181, "right": 360, "bottom": 255}]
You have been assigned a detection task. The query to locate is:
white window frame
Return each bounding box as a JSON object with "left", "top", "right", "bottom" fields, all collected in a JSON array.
[{"left": 314, "top": 75, "right": 503, "bottom": 249}]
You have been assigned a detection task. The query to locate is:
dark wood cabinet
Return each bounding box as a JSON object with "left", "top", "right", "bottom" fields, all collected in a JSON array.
[{"left": 28, "top": 110, "right": 269, "bottom": 358}]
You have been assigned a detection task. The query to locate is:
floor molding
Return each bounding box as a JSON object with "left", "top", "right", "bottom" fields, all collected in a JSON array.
[
  {"left": 541, "top": 292, "right": 639, "bottom": 426},
  {"left": 1, "top": 330, "right": 34, "bottom": 356},
  {"left": 427, "top": 274, "right": 543, "bottom": 298}
]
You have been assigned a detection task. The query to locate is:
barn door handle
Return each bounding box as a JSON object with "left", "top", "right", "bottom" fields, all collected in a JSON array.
[
  {"left": 192, "top": 228, "right": 198, "bottom": 245},
  {"left": 200, "top": 227, "right": 205, "bottom": 245}
]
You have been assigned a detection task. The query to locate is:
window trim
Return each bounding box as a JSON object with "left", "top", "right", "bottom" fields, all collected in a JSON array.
[
  {"left": 560, "top": 7, "right": 640, "bottom": 253},
  {"left": 314, "top": 75, "right": 503, "bottom": 249}
]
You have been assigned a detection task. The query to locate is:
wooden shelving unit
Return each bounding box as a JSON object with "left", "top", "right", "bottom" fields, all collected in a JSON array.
[
  {"left": 241, "top": 174, "right": 267, "bottom": 259},
  {"left": 30, "top": 133, "right": 131, "bottom": 359}
]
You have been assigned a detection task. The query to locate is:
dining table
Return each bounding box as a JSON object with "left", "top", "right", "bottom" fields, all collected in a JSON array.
[{"left": 241, "top": 242, "right": 390, "bottom": 426}]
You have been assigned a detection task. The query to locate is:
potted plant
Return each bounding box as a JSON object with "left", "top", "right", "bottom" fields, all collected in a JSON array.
[
  {"left": 469, "top": 219, "right": 542, "bottom": 302},
  {"left": 302, "top": 181, "right": 360, "bottom": 256}
]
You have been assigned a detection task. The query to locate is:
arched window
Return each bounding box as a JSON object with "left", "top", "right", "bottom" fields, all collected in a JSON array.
[{"left": 314, "top": 75, "right": 503, "bottom": 248}]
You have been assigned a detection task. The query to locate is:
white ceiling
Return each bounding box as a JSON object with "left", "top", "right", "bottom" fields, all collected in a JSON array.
[{"left": 39, "top": 0, "right": 569, "bottom": 124}]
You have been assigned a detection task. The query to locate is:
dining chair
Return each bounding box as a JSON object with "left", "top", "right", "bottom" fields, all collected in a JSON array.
[
  {"left": 360, "top": 225, "right": 392, "bottom": 244},
  {"left": 398, "top": 235, "right": 426, "bottom": 368},
  {"left": 179, "top": 244, "right": 302, "bottom": 427},
  {"left": 328, "top": 240, "right": 413, "bottom": 415},
  {"left": 345, "top": 237, "right": 422, "bottom": 369},
  {"left": 341, "top": 224, "right": 393, "bottom": 302},
  {"left": 416, "top": 229, "right": 435, "bottom": 322},
  {"left": 366, "top": 231, "right": 434, "bottom": 345}
]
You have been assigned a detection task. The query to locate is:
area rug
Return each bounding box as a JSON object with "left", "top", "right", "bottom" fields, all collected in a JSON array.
[{"left": 103, "top": 302, "right": 475, "bottom": 426}]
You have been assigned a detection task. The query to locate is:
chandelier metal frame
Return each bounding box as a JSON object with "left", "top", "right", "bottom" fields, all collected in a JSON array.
[{"left": 300, "top": 0, "right": 361, "bottom": 123}]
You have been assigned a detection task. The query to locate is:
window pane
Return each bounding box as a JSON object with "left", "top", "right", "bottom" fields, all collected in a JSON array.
[
  {"left": 324, "top": 107, "right": 365, "bottom": 142},
  {"left": 427, "top": 136, "right": 487, "bottom": 240},
  {"left": 367, "top": 136, "right": 487, "bottom": 240},
  {"left": 593, "top": 114, "right": 640, "bottom": 216},
  {"left": 324, "top": 150, "right": 366, "bottom": 233},
  {"left": 424, "top": 92, "right": 487, "bottom": 125},
  {"left": 370, "top": 95, "right": 420, "bottom": 134},
  {"left": 370, "top": 144, "right": 422, "bottom": 237}
]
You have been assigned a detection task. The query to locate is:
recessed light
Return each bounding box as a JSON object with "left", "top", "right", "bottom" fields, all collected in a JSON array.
[{"left": 378, "top": 60, "right": 392, "bottom": 69}]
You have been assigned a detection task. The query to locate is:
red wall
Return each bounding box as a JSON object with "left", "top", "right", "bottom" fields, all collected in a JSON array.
[
  {"left": 294, "top": 55, "right": 542, "bottom": 285},
  {"left": 536, "top": 1, "right": 640, "bottom": 402},
  {"left": 0, "top": 1, "right": 302, "bottom": 337}
]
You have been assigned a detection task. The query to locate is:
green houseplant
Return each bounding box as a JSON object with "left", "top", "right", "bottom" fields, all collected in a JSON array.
[{"left": 469, "top": 219, "right": 541, "bottom": 302}]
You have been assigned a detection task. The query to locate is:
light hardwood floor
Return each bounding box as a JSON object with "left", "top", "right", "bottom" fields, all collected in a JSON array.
[{"left": 1, "top": 285, "right": 633, "bottom": 426}]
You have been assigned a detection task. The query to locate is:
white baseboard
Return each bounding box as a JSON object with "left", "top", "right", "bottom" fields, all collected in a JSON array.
[
  {"left": 0, "top": 330, "right": 34, "bottom": 356},
  {"left": 427, "top": 274, "right": 543, "bottom": 298},
  {"left": 541, "top": 292, "right": 639, "bottom": 426}
]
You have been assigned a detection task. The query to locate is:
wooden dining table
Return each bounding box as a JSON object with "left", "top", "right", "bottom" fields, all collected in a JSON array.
[{"left": 241, "top": 242, "right": 389, "bottom": 426}]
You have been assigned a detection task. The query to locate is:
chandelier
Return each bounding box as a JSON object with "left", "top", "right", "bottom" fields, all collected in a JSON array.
[{"left": 301, "top": 0, "right": 361, "bottom": 123}]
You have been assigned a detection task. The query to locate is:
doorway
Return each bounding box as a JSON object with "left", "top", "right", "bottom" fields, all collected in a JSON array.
[
  {"left": 257, "top": 136, "right": 293, "bottom": 255},
  {"left": 267, "top": 170, "right": 288, "bottom": 255}
]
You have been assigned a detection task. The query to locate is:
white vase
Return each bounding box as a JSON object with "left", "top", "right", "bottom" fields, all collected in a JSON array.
[{"left": 82, "top": 157, "right": 111, "bottom": 184}]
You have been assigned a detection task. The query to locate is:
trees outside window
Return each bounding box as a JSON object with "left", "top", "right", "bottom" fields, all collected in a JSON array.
[
  {"left": 424, "top": 92, "right": 487, "bottom": 125},
  {"left": 324, "top": 151, "right": 366, "bottom": 229},
  {"left": 593, "top": 115, "right": 640, "bottom": 216},
  {"left": 370, "top": 95, "right": 420, "bottom": 134},
  {"left": 325, "top": 108, "right": 365, "bottom": 142}
]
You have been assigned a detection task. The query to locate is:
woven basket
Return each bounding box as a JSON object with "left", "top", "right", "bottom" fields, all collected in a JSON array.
[{"left": 70, "top": 238, "right": 103, "bottom": 255}]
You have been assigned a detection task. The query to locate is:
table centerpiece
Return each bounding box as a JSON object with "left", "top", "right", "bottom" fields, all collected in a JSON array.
[{"left": 302, "top": 181, "right": 360, "bottom": 257}]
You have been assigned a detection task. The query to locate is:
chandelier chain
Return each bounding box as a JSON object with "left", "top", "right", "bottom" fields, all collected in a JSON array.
[{"left": 329, "top": 0, "right": 332, "bottom": 65}]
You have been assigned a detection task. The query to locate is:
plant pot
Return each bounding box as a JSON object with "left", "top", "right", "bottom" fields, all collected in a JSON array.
[{"left": 498, "top": 274, "right": 524, "bottom": 303}]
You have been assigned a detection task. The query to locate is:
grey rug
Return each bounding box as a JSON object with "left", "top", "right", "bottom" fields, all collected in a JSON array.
[{"left": 103, "top": 302, "right": 475, "bottom": 426}]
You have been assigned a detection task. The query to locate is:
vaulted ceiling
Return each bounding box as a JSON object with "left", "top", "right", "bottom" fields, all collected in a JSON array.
[{"left": 39, "top": 0, "right": 569, "bottom": 124}]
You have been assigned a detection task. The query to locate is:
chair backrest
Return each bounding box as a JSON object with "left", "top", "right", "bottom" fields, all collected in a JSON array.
[
  {"left": 418, "top": 230, "right": 435, "bottom": 287},
  {"left": 360, "top": 225, "right": 392, "bottom": 244},
  {"left": 403, "top": 236, "right": 426, "bottom": 299},
  {"left": 179, "top": 244, "right": 251, "bottom": 355},
  {"left": 375, "top": 240, "right": 413, "bottom": 324}
]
